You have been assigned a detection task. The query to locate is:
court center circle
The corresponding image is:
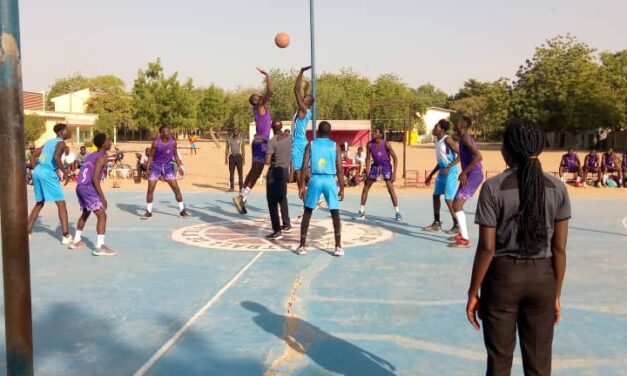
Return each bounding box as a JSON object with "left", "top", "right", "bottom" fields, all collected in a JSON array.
[{"left": 171, "top": 218, "right": 394, "bottom": 252}]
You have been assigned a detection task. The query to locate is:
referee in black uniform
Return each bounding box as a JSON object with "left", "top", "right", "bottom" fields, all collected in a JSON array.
[
  {"left": 466, "top": 119, "right": 570, "bottom": 376},
  {"left": 225, "top": 129, "right": 245, "bottom": 192}
]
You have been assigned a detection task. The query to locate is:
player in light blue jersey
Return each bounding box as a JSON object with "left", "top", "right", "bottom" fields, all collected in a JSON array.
[{"left": 297, "top": 121, "right": 345, "bottom": 257}]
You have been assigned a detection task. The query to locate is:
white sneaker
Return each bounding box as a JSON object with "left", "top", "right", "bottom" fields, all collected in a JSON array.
[
  {"left": 333, "top": 247, "right": 344, "bottom": 257},
  {"left": 356, "top": 210, "right": 366, "bottom": 220},
  {"left": 61, "top": 234, "right": 73, "bottom": 245},
  {"left": 296, "top": 246, "right": 307, "bottom": 256},
  {"left": 92, "top": 245, "right": 117, "bottom": 256}
]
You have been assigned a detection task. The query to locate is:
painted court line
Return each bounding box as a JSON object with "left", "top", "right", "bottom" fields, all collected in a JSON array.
[{"left": 134, "top": 251, "right": 265, "bottom": 376}]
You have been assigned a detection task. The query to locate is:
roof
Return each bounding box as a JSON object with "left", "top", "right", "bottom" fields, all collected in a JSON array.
[
  {"left": 249, "top": 119, "right": 371, "bottom": 131},
  {"left": 23, "top": 91, "right": 44, "bottom": 111},
  {"left": 426, "top": 107, "right": 455, "bottom": 113}
]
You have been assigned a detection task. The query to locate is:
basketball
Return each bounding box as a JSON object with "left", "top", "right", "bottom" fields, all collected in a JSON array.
[{"left": 274, "top": 32, "right": 290, "bottom": 48}]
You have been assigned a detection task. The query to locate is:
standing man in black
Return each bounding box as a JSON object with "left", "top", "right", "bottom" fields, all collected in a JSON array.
[
  {"left": 265, "top": 120, "right": 292, "bottom": 239},
  {"left": 225, "top": 129, "right": 245, "bottom": 192}
]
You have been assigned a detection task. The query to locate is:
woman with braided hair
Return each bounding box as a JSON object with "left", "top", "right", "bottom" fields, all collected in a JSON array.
[{"left": 466, "top": 119, "right": 570, "bottom": 375}]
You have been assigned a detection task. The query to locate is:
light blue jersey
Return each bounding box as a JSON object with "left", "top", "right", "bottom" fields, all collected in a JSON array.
[
  {"left": 310, "top": 138, "right": 337, "bottom": 175},
  {"left": 33, "top": 137, "right": 64, "bottom": 202},
  {"left": 38, "top": 137, "right": 62, "bottom": 171},
  {"left": 305, "top": 137, "right": 339, "bottom": 210},
  {"left": 292, "top": 109, "right": 312, "bottom": 144}
]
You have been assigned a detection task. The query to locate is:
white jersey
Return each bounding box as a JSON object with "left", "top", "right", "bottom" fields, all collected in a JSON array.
[{"left": 435, "top": 135, "right": 455, "bottom": 168}]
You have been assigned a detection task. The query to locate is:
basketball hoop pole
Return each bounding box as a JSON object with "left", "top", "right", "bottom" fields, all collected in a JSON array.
[
  {"left": 309, "top": 0, "right": 317, "bottom": 140},
  {"left": 0, "top": 0, "right": 35, "bottom": 374}
]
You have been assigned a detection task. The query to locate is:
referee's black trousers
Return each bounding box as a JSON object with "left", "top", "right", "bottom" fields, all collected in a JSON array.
[
  {"left": 480, "top": 257, "right": 556, "bottom": 376},
  {"left": 266, "top": 166, "right": 290, "bottom": 233}
]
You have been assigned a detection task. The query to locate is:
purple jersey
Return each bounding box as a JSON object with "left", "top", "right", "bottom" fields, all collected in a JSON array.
[
  {"left": 585, "top": 154, "right": 598, "bottom": 169},
  {"left": 153, "top": 136, "right": 174, "bottom": 166},
  {"left": 604, "top": 153, "right": 615, "bottom": 166},
  {"left": 77, "top": 151, "right": 105, "bottom": 187},
  {"left": 623, "top": 154, "right": 627, "bottom": 168},
  {"left": 369, "top": 140, "right": 390, "bottom": 166},
  {"left": 254, "top": 106, "right": 272, "bottom": 140},
  {"left": 459, "top": 132, "right": 483, "bottom": 171},
  {"left": 564, "top": 154, "right": 577, "bottom": 166}
]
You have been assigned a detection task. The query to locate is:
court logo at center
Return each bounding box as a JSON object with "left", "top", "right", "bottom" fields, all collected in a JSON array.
[{"left": 172, "top": 219, "right": 393, "bottom": 252}]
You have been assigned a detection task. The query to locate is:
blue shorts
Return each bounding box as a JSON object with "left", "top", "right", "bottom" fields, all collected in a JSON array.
[
  {"left": 434, "top": 165, "right": 459, "bottom": 201},
  {"left": 305, "top": 175, "right": 339, "bottom": 210},
  {"left": 291, "top": 141, "right": 307, "bottom": 170},
  {"left": 32, "top": 167, "right": 64, "bottom": 203}
]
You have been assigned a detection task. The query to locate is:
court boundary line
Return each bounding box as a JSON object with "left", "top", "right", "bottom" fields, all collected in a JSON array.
[{"left": 134, "top": 251, "right": 265, "bottom": 376}]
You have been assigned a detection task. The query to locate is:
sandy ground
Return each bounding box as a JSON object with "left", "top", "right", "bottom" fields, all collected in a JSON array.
[{"left": 67, "top": 139, "right": 627, "bottom": 198}]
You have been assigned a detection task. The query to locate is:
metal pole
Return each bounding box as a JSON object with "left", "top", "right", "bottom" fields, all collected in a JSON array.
[
  {"left": 0, "top": 0, "right": 35, "bottom": 375},
  {"left": 309, "top": 0, "right": 317, "bottom": 140}
]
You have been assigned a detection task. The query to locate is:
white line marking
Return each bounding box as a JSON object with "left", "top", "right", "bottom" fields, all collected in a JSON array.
[
  {"left": 622, "top": 216, "right": 627, "bottom": 231},
  {"left": 134, "top": 251, "right": 264, "bottom": 376}
]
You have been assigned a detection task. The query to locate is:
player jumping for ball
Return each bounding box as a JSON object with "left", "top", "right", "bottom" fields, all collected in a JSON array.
[
  {"left": 141, "top": 125, "right": 188, "bottom": 219},
  {"left": 233, "top": 68, "right": 274, "bottom": 214},
  {"left": 297, "top": 121, "right": 345, "bottom": 256},
  {"left": 357, "top": 127, "right": 402, "bottom": 221}
]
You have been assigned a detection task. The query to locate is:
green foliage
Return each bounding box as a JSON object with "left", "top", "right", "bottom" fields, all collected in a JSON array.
[
  {"left": 415, "top": 84, "right": 448, "bottom": 108},
  {"left": 197, "top": 85, "right": 228, "bottom": 129},
  {"left": 24, "top": 114, "right": 46, "bottom": 143},
  {"left": 449, "top": 79, "right": 510, "bottom": 139},
  {"left": 510, "top": 35, "right": 623, "bottom": 133},
  {"left": 225, "top": 88, "right": 257, "bottom": 133},
  {"left": 47, "top": 73, "right": 125, "bottom": 110},
  {"left": 86, "top": 88, "right": 135, "bottom": 131},
  {"left": 371, "top": 73, "right": 422, "bottom": 131},
  {"left": 317, "top": 69, "right": 373, "bottom": 119},
  {"left": 93, "top": 112, "right": 116, "bottom": 136},
  {"left": 131, "top": 59, "right": 198, "bottom": 132}
]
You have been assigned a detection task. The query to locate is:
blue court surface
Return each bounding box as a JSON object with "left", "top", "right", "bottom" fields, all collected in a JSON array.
[{"left": 1, "top": 190, "right": 626, "bottom": 375}]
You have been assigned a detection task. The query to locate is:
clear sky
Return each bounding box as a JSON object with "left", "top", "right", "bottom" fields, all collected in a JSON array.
[{"left": 19, "top": 0, "right": 627, "bottom": 94}]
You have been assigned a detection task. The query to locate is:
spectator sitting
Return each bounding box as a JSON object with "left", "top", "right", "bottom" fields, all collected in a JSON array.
[
  {"left": 559, "top": 148, "right": 582, "bottom": 186},
  {"left": 61, "top": 146, "right": 77, "bottom": 177},
  {"left": 76, "top": 146, "right": 89, "bottom": 168},
  {"left": 353, "top": 146, "right": 366, "bottom": 174},
  {"left": 137, "top": 147, "right": 151, "bottom": 177},
  {"left": 340, "top": 142, "right": 351, "bottom": 162}
]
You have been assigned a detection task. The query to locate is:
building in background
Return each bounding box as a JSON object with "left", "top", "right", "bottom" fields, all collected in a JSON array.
[
  {"left": 248, "top": 120, "right": 371, "bottom": 149},
  {"left": 416, "top": 107, "right": 456, "bottom": 143},
  {"left": 23, "top": 89, "right": 98, "bottom": 146}
]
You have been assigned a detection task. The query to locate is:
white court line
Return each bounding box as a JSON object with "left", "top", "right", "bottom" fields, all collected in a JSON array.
[
  {"left": 134, "top": 251, "right": 264, "bottom": 376},
  {"left": 622, "top": 216, "right": 627, "bottom": 231}
]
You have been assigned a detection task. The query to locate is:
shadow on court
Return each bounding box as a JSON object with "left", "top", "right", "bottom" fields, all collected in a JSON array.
[
  {"left": 192, "top": 183, "right": 231, "bottom": 192},
  {"left": 242, "top": 301, "right": 396, "bottom": 376},
  {"left": 0, "top": 302, "right": 266, "bottom": 375}
]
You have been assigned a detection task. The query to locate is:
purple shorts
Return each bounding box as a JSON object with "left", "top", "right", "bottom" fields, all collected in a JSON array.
[
  {"left": 252, "top": 137, "right": 267, "bottom": 163},
  {"left": 149, "top": 163, "right": 176, "bottom": 182},
  {"left": 605, "top": 166, "right": 618, "bottom": 173},
  {"left": 455, "top": 168, "right": 483, "bottom": 200},
  {"left": 368, "top": 164, "right": 392, "bottom": 181},
  {"left": 76, "top": 185, "right": 104, "bottom": 212},
  {"left": 563, "top": 165, "right": 579, "bottom": 173}
]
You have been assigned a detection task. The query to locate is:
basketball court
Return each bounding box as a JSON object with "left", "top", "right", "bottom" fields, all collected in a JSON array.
[{"left": 0, "top": 191, "right": 625, "bottom": 375}]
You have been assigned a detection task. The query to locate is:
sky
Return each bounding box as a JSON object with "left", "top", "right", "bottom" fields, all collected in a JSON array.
[{"left": 19, "top": 0, "right": 627, "bottom": 95}]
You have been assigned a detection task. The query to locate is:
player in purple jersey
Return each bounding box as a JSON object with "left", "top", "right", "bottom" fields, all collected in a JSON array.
[
  {"left": 233, "top": 68, "right": 274, "bottom": 215},
  {"left": 559, "top": 148, "right": 582, "bottom": 185},
  {"left": 141, "top": 125, "right": 188, "bottom": 219},
  {"left": 450, "top": 116, "right": 483, "bottom": 248},
  {"left": 622, "top": 151, "right": 627, "bottom": 188},
  {"left": 601, "top": 148, "right": 621, "bottom": 187},
  {"left": 68, "top": 134, "right": 116, "bottom": 255},
  {"left": 357, "top": 128, "right": 402, "bottom": 222},
  {"left": 582, "top": 149, "right": 601, "bottom": 187}
]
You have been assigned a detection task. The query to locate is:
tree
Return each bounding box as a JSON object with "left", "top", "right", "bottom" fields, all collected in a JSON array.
[
  {"left": 449, "top": 79, "right": 511, "bottom": 139},
  {"left": 599, "top": 50, "right": 627, "bottom": 127},
  {"left": 131, "top": 59, "right": 198, "bottom": 133},
  {"left": 415, "top": 84, "right": 448, "bottom": 108},
  {"left": 510, "top": 35, "right": 622, "bottom": 133},
  {"left": 47, "top": 74, "right": 126, "bottom": 110},
  {"left": 93, "top": 112, "right": 117, "bottom": 137},
  {"left": 86, "top": 88, "right": 134, "bottom": 132},
  {"left": 24, "top": 114, "right": 45, "bottom": 143},
  {"left": 371, "top": 73, "right": 421, "bottom": 131},
  {"left": 317, "top": 69, "right": 373, "bottom": 119},
  {"left": 225, "top": 88, "right": 257, "bottom": 133},
  {"left": 197, "top": 85, "right": 228, "bottom": 130}
]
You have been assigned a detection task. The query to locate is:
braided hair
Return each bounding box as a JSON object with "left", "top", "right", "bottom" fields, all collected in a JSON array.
[{"left": 503, "top": 119, "right": 547, "bottom": 255}]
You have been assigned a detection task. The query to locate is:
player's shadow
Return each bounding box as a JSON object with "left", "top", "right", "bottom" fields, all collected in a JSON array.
[
  {"left": 189, "top": 203, "right": 247, "bottom": 222},
  {"left": 215, "top": 199, "right": 265, "bottom": 215},
  {"left": 242, "top": 301, "right": 396, "bottom": 376},
  {"left": 192, "top": 183, "right": 230, "bottom": 192},
  {"left": 339, "top": 210, "right": 451, "bottom": 244},
  {"left": 116, "top": 203, "right": 180, "bottom": 218}
]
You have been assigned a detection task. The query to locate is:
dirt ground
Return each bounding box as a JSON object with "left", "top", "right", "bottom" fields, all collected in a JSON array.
[{"left": 70, "top": 139, "right": 627, "bottom": 198}]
